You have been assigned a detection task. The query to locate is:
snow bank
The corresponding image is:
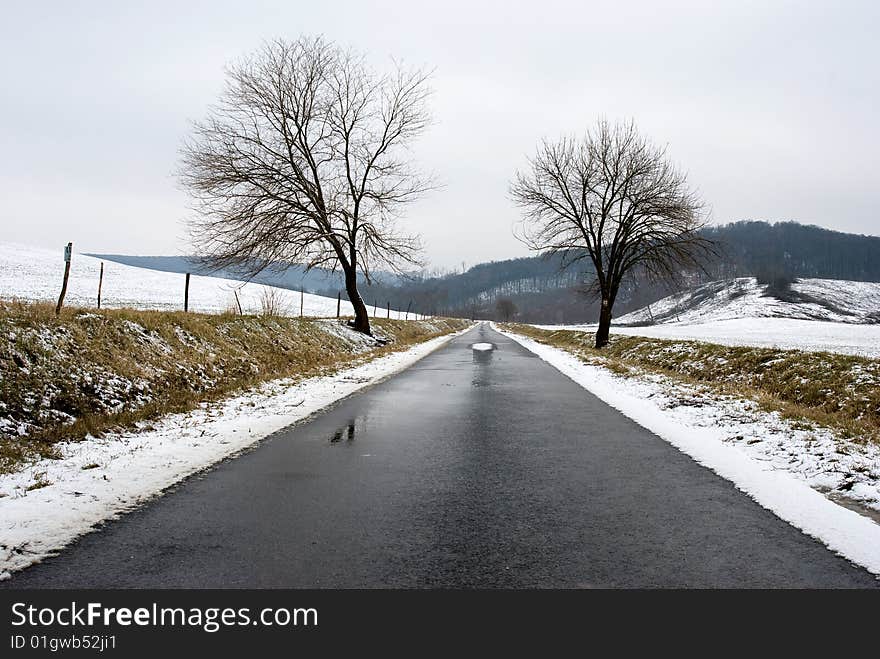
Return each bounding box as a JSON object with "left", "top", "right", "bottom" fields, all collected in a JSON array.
[
  {"left": 497, "top": 325, "right": 880, "bottom": 577},
  {"left": 0, "top": 327, "right": 468, "bottom": 578}
]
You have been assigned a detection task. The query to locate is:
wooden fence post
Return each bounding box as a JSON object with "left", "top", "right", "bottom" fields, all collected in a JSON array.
[
  {"left": 300, "top": 288, "right": 304, "bottom": 317},
  {"left": 336, "top": 292, "right": 341, "bottom": 318},
  {"left": 405, "top": 300, "right": 412, "bottom": 320},
  {"left": 184, "top": 272, "right": 191, "bottom": 312},
  {"left": 373, "top": 300, "right": 377, "bottom": 317},
  {"left": 55, "top": 242, "right": 72, "bottom": 315},
  {"left": 97, "top": 261, "right": 104, "bottom": 310},
  {"left": 387, "top": 301, "right": 390, "bottom": 319},
  {"left": 233, "top": 289, "right": 243, "bottom": 315}
]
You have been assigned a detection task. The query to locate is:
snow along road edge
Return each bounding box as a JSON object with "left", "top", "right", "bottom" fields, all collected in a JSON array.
[
  {"left": 0, "top": 326, "right": 472, "bottom": 579},
  {"left": 495, "top": 324, "right": 880, "bottom": 578}
]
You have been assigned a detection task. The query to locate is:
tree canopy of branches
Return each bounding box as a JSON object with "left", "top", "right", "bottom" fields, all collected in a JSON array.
[
  {"left": 179, "top": 36, "right": 432, "bottom": 334},
  {"left": 511, "top": 119, "right": 713, "bottom": 347}
]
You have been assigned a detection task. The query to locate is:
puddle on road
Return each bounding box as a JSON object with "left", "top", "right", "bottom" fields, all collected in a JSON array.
[
  {"left": 470, "top": 342, "right": 496, "bottom": 365},
  {"left": 470, "top": 342, "right": 496, "bottom": 386},
  {"left": 330, "top": 422, "right": 356, "bottom": 443},
  {"left": 328, "top": 416, "right": 367, "bottom": 443}
]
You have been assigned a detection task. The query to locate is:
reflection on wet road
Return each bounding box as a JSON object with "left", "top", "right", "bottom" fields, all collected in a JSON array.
[{"left": 329, "top": 417, "right": 365, "bottom": 443}]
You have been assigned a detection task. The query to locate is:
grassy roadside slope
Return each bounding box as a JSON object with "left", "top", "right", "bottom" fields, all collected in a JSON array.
[
  {"left": 0, "top": 301, "right": 467, "bottom": 472},
  {"left": 503, "top": 324, "right": 880, "bottom": 444}
]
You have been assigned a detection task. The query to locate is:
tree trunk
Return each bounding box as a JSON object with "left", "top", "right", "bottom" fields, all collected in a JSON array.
[
  {"left": 595, "top": 297, "right": 612, "bottom": 348},
  {"left": 344, "top": 268, "right": 371, "bottom": 335}
]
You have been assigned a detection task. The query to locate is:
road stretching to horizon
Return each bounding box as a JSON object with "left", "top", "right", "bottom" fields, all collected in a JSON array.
[{"left": 4, "top": 324, "right": 877, "bottom": 588}]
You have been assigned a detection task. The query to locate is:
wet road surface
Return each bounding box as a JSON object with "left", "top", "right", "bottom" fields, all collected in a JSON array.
[{"left": 4, "top": 324, "right": 877, "bottom": 587}]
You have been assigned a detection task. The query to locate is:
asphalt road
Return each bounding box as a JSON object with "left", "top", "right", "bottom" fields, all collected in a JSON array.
[{"left": 5, "top": 324, "right": 877, "bottom": 587}]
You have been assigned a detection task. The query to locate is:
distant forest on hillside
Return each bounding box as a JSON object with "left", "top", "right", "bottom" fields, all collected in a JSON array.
[
  {"left": 94, "top": 221, "right": 880, "bottom": 324},
  {"left": 326, "top": 221, "right": 879, "bottom": 322},
  {"left": 704, "top": 221, "right": 880, "bottom": 282}
]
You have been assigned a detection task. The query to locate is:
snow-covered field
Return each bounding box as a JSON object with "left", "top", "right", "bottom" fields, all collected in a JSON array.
[
  {"left": 0, "top": 326, "right": 468, "bottom": 578},
  {"left": 497, "top": 325, "right": 880, "bottom": 577},
  {"left": 536, "top": 318, "right": 880, "bottom": 358},
  {"left": 620, "top": 277, "right": 880, "bottom": 325},
  {"left": 0, "top": 242, "right": 417, "bottom": 319},
  {"left": 536, "top": 277, "right": 880, "bottom": 357}
]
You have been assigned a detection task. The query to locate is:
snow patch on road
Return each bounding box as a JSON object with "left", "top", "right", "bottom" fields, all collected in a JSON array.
[
  {"left": 0, "top": 328, "right": 467, "bottom": 579},
  {"left": 496, "top": 325, "right": 880, "bottom": 578},
  {"left": 471, "top": 343, "right": 494, "bottom": 351}
]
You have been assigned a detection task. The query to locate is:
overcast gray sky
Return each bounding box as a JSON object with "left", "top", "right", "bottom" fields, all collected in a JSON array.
[{"left": 1, "top": 0, "right": 877, "bottom": 268}]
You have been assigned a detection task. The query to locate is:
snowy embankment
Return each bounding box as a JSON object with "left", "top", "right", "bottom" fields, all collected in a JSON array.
[
  {"left": 0, "top": 326, "right": 468, "bottom": 578},
  {"left": 496, "top": 325, "right": 880, "bottom": 577},
  {"left": 0, "top": 242, "right": 418, "bottom": 319},
  {"left": 536, "top": 277, "right": 880, "bottom": 357}
]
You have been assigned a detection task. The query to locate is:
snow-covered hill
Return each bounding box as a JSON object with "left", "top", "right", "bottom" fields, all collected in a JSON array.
[
  {"left": 0, "top": 242, "right": 416, "bottom": 319},
  {"left": 535, "top": 277, "right": 880, "bottom": 357},
  {"left": 617, "top": 277, "right": 880, "bottom": 326}
]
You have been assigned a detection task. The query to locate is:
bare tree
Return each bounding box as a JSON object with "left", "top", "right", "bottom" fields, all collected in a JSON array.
[
  {"left": 179, "top": 37, "right": 432, "bottom": 334},
  {"left": 494, "top": 298, "right": 517, "bottom": 321},
  {"left": 511, "top": 119, "right": 713, "bottom": 348}
]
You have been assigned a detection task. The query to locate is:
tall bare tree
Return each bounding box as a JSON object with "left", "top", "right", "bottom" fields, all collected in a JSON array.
[
  {"left": 179, "top": 37, "right": 432, "bottom": 334},
  {"left": 511, "top": 119, "right": 713, "bottom": 348}
]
